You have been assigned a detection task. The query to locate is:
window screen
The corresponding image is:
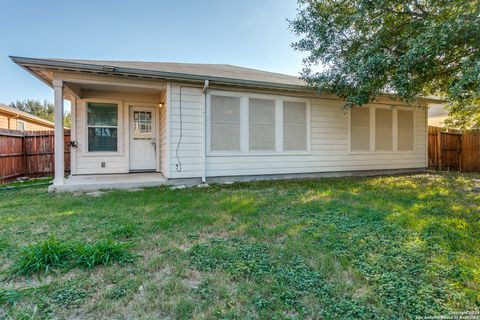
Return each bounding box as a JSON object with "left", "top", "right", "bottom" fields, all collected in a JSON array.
[
  {"left": 210, "top": 95, "right": 241, "bottom": 151},
  {"left": 375, "top": 108, "right": 393, "bottom": 151},
  {"left": 249, "top": 98, "right": 275, "bottom": 151},
  {"left": 16, "top": 121, "right": 25, "bottom": 131},
  {"left": 350, "top": 107, "right": 370, "bottom": 151},
  {"left": 283, "top": 101, "right": 307, "bottom": 151},
  {"left": 398, "top": 110, "right": 414, "bottom": 151},
  {"left": 87, "top": 102, "right": 118, "bottom": 152}
]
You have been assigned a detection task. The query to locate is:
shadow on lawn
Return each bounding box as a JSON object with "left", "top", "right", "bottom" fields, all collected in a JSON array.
[{"left": 287, "top": 173, "right": 479, "bottom": 315}]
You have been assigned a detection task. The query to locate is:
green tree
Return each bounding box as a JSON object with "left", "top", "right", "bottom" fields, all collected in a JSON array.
[
  {"left": 290, "top": 0, "right": 480, "bottom": 128},
  {"left": 9, "top": 99, "right": 71, "bottom": 128}
]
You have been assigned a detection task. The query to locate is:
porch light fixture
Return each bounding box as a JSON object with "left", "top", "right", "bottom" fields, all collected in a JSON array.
[{"left": 158, "top": 102, "right": 164, "bottom": 108}]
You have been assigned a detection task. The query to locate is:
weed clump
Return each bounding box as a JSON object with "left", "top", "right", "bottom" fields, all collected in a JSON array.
[
  {"left": 12, "top": 237, "right": 71, "bottom": 276},
  {"left": 11, "top": 237, "right": 134, "bottom": 276},
  {"left": 109, "top": 224, "right": 138, "bottom": 240},
  {"left": 74, "top": 240, "right": 134, "bottom": 269}
]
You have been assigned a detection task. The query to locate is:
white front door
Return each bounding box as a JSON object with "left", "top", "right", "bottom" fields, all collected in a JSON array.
[{"left": 129, "top": 106, "right": 156, "bottom": 171}]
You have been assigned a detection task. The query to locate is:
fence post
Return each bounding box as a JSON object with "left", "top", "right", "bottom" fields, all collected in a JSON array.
[
  {"left": 459, "top": 133, "right": 463, "bottom": 173},
  {"left": 22, "top": 132, "right": 27, "bottom": 177},
  {"left": 437, "top": 131, "right": 442, "bottom": 171}
]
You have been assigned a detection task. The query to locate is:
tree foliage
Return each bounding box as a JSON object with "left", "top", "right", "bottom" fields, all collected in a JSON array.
[
  {"left": 290, "top": 0, "right": 480, "bottom": 128},
  {"left": 9, "top": 99, "right": 71, "bottom": 128}
]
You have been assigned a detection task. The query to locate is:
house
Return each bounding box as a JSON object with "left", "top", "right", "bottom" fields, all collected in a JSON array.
[
  {"left": 11, "top": 56, "right": 438, "bottom": 192},
  {"left": 0, "top": 103, "right": 55, "bottom": 131}
]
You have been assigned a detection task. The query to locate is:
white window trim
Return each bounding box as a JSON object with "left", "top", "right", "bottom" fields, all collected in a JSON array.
[
  {"left": 83, "top": 99, "right": 123, "bottom": 156},
  {"left": 207, "top": 90, "right": 311, "bottom": 156},
  {"left": 349, "top": 105, "right": 416, "bottom": 154}
]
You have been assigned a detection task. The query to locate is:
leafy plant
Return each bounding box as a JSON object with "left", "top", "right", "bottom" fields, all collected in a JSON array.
[
  {"left": 10, "top": 237, "right": 135, "bottom": 276},
  {"left": 290, "top": 0, "right": 480, "bottom": 128},
  {"left": 11, "top": 236, "right": 72, "bottom": 276},
  {"left": 189, "top": 238, "right": 377, "bottom": 318},
  {"left": 48, "top": 281, "right": 89, "bottom": 307},
  {"left": 74, "top": 240, "right": 135, "bottom": 269}
]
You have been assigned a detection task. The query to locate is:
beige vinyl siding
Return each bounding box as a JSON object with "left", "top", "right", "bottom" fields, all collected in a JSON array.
[
  {"left": 169, "top": 84, "right": 204, "bottom": 178},
  {"left": 204, "top": 97, "right": 427, "bottom": 177},
  {"left": 0, "top": 113, "right": 9, "bottom": 129},
  {"left": 72, "top": 83, "right": 427, "bottom": 178},
  {"left": 159, "top": 94, "right": 169, "bottom": 177}
]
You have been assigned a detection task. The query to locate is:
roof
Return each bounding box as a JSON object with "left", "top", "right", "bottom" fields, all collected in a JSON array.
[
  {"left": 10, "top": 56, "right": 443, "bottom": 104},
  {"left": 10, "top": 56, "right": 306, "bottom": 91},
  {"left": 0, "top": 103, "right": 55, "bottom": 127}
]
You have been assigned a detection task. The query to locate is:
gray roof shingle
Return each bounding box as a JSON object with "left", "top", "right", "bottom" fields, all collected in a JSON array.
[{"left": 19, "top": 57, "right": 306, "bottom": 88}]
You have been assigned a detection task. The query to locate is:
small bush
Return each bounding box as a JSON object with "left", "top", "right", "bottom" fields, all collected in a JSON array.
[
  {"left": 74, "top": 240, "right": 135, "bottom": 269},
  {"left": 11, "top": 236, "right": 72, "bottom": 276}
]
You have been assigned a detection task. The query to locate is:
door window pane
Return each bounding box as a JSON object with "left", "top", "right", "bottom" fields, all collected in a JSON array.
[{"left": 133, "top": 111, "right": 153, "bottom": 139}]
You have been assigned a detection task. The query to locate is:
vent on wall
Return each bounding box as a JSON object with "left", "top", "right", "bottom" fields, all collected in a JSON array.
[{"left": 103, "top": 65, "right": 115, "bottom": 72}]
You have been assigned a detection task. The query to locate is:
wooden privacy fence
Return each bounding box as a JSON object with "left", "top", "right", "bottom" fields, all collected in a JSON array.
[
  {"left": 0, "top": 129, "right": 70, "bottom": 183},
  {"left": 428, "top": 126, "right": 480, "bottom": 172}
]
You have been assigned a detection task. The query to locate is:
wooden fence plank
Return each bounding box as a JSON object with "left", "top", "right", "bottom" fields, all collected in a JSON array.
[
  {"left": 0, "top": 129, "right": 70, "bottom": 183},
  {"left": 428, "top": 126, "right": 480, "bottom": 172}
]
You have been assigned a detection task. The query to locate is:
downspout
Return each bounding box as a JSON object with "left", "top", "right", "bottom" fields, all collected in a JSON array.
[{"left": 202, "top": 80, "right": 209, "bottom": 183}]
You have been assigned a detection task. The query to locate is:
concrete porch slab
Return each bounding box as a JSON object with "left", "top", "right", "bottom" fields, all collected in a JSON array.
[{"left": 48, "top": 172, "right": 201, "bottom": 193}]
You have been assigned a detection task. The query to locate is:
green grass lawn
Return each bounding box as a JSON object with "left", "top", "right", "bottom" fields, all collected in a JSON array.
[{"left": 1, "top": 173, "right": 479, "bottom": 319}]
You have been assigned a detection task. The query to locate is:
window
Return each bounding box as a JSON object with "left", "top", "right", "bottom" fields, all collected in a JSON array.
[
  {"left": 210, "top": 95, "right": 241, "bottom": 151},
  {"left": 209, "top": 92, "right": 309, "bottom": 154},
  {"left": 350, "top": 107, "right": 370, "bottom": 151},
  {"left": 398, "top": 110, "right": 414, "bottom": 151},
  {"left": 375, "top": 108, "right": 393, "bottom": 151},
  {"left": 16, "top": 120, "right": 26, "bottom": 131},
  {"left": 249, "top": 98, "right": 275, "bottom": 151},
  {"left": 283, "top": 101, "right": 307, "bottom": 151},
  {"left": 133, "top": 111, "right": 152, "bottom": 139},
  {"left": 87, "top": 102, "right": 118, "bottom": 152}
]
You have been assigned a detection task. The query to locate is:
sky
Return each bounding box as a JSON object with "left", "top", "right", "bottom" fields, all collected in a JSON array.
[{"left": 0, "top": 0, "right": 306, "bottom": 109}]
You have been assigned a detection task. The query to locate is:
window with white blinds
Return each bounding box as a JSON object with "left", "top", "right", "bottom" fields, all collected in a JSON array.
[
  {"left": 249, "top": 98, "right": 275, "bottom": 151},
  {"left": 283, "top": 101, "right": 307, "bottom": 151},
  {"left": 350, "top": 107, "right": 370, "bottom": 151},
  {"left": 209, "top": 92, "right": 310, "bottom": 154},
  {"left": 210, "top": 95, "right": 241, "bottom": 151},
  {"left": 350, "top": 106, "right": 416, "bottom": 152},
  {"left": 375, "top": 108, "right": 393, "bottom": 151},
  {"left": 398, "top": 110, "right": 414, "bottom": 151}
]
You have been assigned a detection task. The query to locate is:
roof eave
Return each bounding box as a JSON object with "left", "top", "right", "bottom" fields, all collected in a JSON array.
[
  {"left": 0, "top": 105, "right": 55, "bottom": 127},
  {"left": 9, "top": 56, "right": 310, "bottom": 92}
]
